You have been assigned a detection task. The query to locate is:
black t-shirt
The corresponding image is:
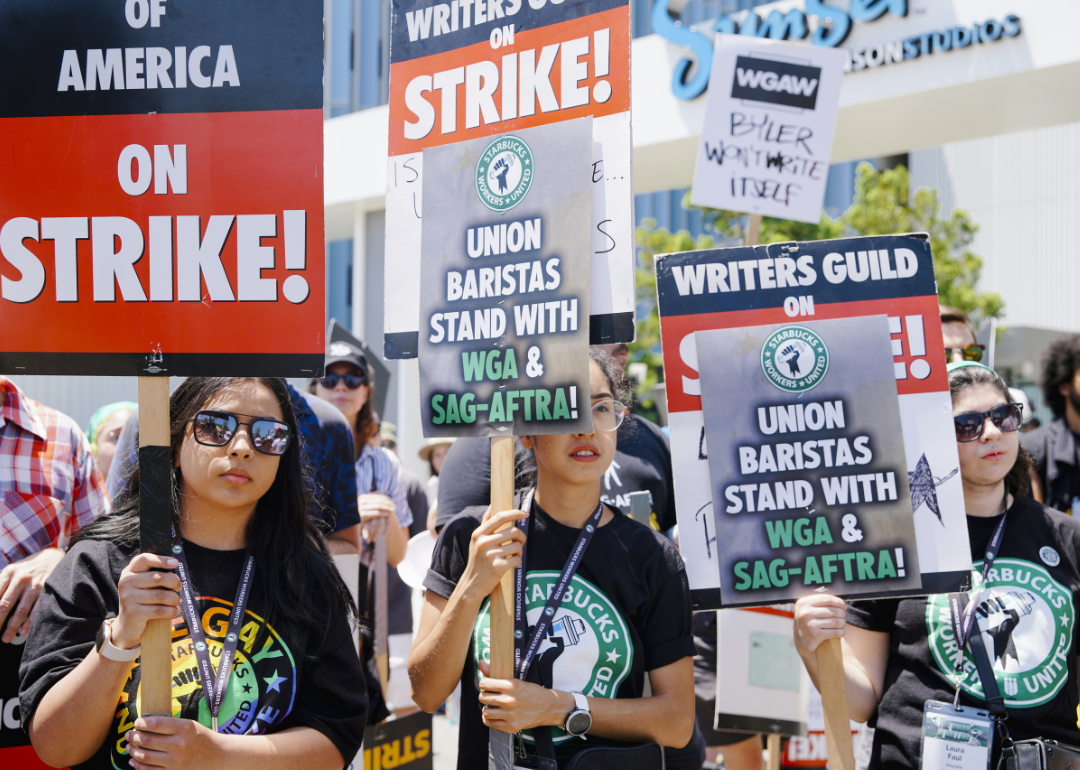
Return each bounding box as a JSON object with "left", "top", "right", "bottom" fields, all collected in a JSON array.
[
  {"left": 19, "top": 538, "right": 367, "bottom": 769},
  {"left": 424, "top": 499, "right": 696, "bottom": 770},
  {"left": 436, "top": 415, "right": 676, "bottom": 532},
  {"left": 847, "top": 496, "right": 1080, "bottom": 769},
  {"left": 1022, "top": 418, "right": 1080, "bottom": 516}
]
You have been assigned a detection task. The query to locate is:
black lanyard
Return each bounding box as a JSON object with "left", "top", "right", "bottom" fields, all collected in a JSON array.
[
  {"left": 171, "top": 527, "right": 255, "bottom": 732},
  {"left": 947, "top": 510, "right": 1007, "bottom": 679},
  {"left": 512, "top": 489, "right": 604, "bottom": 682}
]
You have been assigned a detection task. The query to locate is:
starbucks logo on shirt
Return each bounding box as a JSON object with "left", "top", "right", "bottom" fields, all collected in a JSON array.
[
  {"left": 927, "top": 558, "right": 1075, "bottom": 708},
  {"left": 760, "top": 326, "right": 829, "bottom": 394},
  {"left": 473, "top": 571, "right": 634, "bottom": 744}
]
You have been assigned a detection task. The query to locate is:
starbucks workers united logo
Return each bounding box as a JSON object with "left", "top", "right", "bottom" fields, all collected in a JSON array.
[
  {"left": 476, "top": 135, "right": 533, "bottom": 212},
  {"left": 761, "top": 326, "right": 829, "bottom": 394},
  {"left": 473, "top": 571, "right": 633, "bottom": 744},
  {"left": 927, "top": 558, "right": 1075, "bottom": 708}
]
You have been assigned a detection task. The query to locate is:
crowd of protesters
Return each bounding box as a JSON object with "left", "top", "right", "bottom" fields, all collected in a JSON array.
[{"left": 4, "top": 311, "right": 1080, "bottom": 769}]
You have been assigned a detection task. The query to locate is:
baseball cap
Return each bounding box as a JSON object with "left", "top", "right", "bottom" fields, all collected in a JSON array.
[{"left": 325, "top": 341, "right": 371, "bottom": 377}]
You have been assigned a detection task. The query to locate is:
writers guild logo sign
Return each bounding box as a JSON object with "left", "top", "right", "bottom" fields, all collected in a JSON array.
[
  {"left": 927, "top": 558, "right": 1075, "bottom": 708},
  {"left": 730, "top": 56, "right": 821, "bottom": 110},
  {"left": 760, "top": 326, "right": 829, "bottom": 394},
  {"left": 476, "top": 135, "right": 533, "bottom": 212}
]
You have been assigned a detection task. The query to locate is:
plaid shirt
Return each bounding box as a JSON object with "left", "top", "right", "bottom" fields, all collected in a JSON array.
[{"left": 0, "top": 377, "right": 110, "bottom": 567}]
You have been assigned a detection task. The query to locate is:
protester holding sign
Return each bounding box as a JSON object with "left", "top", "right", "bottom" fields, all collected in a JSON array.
[
  {"left": 19, "top": 377, "right": 367, "bottom": 769},
  {"left": 793, "top": 362, "right": 1080, "bottom": 769},
  {"left": 409, "top": 351, "right": 696, "bottom": 769}
]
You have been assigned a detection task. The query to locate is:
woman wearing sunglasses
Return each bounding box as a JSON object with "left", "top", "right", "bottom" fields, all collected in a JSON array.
[
  {"left": 311, "top": 342, "right": 411, "bottom": 568},
  {"left": 19, "top": 377, "right": 367, "bottom": 770},
  {"left": 793, "top": 362, "right": 1080, "bottom": 769},
  {"left": 409, "top": 350, "right": 696, "bottom": 769}
]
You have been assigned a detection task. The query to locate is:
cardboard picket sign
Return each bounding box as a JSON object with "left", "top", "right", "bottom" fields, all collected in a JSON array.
[
  {"left": 690, "top": 36, "right": 845, "bottom": 225},
  {"left": 0, "top": 0, "right": 325, "bottom": 378},
  {"left": 353, "top": 711, "right": 434, "bottom": 770},
  {"left": 698, "top": 316, "right": 920, "bottom": 607},
  {"left": 418, "top": 118, "right": 594, "bottom": 438},
  {"left": 0, "top": 3, "right": 325, "bottom": 766},
  {"left": 656, "top": 234, "right": 971, "bottom": 610},
  {"left": 383, "top": 0, "right": 635, "bottom": 360},
  {"left": 713, "top": 608, "right": 808, "bottom": 737}
]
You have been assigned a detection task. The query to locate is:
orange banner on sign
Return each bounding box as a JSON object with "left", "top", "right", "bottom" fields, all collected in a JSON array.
[{"left": 388, "top": 6, "right": 630, "bottom": 156}]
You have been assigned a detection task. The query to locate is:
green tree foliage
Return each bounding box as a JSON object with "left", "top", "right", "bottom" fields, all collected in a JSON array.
[{"left": 630, "top": 162, "right": 1004, "bottom": 399}]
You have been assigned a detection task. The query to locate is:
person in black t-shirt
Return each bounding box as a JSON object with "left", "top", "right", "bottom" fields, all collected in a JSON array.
[
  {"left": 1022, "top": 333, "right": 1080, "bottom": 515},
  {"left": 409, "top": 350, "right": 696, "bottom": 770},
  {"left": 793, "top": 362, "right": 1080, "bottom": 769},
  {"left": 19, "top": 377, "right": 366, "bottom": 770}
]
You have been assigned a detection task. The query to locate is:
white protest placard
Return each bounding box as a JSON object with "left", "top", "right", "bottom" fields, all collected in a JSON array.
[
  {"left": 690, "top": 36, "right": 845, "bottom": 224},
  {"left": 383, "top": 0, "right": 636, "bottom": 359},
  {"left": 714, "top": 608, "right": 808, "bottom": 737}
]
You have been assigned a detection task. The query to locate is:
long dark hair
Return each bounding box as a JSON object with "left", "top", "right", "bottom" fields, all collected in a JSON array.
[
  {"left": 78, "top": 377, "right": 354, "bottom": 647},
  {"left": 949, "top": 365, "right": 1032, "bottom": 499}
]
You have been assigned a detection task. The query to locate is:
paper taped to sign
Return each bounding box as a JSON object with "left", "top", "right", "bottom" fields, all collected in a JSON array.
[{"left": 418, "top": 119, "right": 593, "bottom": 437}]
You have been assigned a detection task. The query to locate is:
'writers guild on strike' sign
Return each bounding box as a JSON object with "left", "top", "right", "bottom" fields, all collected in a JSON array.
[{"left": 418, "top": 118, "right": 593, "bottom": 438}]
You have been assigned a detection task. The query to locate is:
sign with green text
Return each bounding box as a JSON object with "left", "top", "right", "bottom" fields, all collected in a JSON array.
[
  {"left": 417, "top": 118, "right": 593, "bottom": 437},
  {"left": 696, "top": 315, "right": 921, "bottom": 607}
]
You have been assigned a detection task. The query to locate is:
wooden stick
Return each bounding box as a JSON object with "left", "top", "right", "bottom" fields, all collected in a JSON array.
[
  {"left": 374, "top": 526, "right": 390, "bottom": 702},
  {"left": 817, "top": 638, "right": 856, "bottom": 770},
  {"left": 746, "top": 213, "right": 762, "bottom": 247},
  {"left": 767, "top": 733, "right": 782, "bottom": 770},
  {"left": 488, "top": 435, "right": 516, "bottom": 682},
  {"left": 137, "top": 376, "right": 173, "bottom": 717}
]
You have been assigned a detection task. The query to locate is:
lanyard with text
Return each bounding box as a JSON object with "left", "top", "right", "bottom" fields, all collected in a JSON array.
[
  {"left": 947, "top": 512, "right": 1007, "bottom": 685},
  {"left": 512, "top": 489, "right": 604, "bottom": 682},
  {"left": 171, "top": 526, "right": 256, "bottom": 732}
]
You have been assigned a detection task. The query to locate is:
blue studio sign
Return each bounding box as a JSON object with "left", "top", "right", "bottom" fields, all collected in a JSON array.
[{"left": 653, "top": 0, "right": 1022, "bottom": 101}]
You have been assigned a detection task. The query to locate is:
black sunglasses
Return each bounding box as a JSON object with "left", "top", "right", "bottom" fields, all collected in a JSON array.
[
  {"left": 953, "top": 402, "right": 1023, "bottom": 443},
  {"left": 319, "top": 372, "right": 367, "bottom": 390},
  {"left": 189, "top": 410, "right": 292, "bottom": 456},
  {"left": 945, "top": 344, "right": 986, "bottom": 363}
]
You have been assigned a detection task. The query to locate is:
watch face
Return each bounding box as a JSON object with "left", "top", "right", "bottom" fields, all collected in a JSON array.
[{"left": 567, "top": 711, "right": 591, "bottom": 736}]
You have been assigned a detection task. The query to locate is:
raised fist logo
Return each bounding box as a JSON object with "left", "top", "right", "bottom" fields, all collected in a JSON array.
[
  {"left": 778, "top": 343, "right": 803, "bottom": 377},
  {"left": 491, "top": 156, "right": 513, "bottom": 193}
]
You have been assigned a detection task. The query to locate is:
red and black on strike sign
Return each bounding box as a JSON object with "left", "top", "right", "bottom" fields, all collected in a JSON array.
[{"left": 0, "top": 0, "right": 324, "bottom": 377}]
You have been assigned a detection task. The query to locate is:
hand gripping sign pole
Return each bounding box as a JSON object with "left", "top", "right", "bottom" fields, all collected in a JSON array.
[{"left": 488, "top": 435, "right": 518, "bottom": 769}]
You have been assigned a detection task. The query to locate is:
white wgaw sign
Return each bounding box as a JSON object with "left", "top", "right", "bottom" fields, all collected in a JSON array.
[{"left": 690, "top": 35, "right": 845, "bottom": 224}]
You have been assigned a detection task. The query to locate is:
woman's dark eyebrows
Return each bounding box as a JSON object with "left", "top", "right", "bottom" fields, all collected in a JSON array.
[{"left": 591, "top": 391, "right": 614, "bottom": 401}]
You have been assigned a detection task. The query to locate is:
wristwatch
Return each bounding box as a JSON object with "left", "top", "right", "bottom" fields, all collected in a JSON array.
[
  {"left": 563, "top": 691, "right": 592, "bottom": 738},
  {"left": 95, "top": 618, "right": 141, "bottom": 662}
]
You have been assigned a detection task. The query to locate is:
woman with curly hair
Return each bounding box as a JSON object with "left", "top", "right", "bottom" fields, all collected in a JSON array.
[
  {"left": 1022, "top": 333, "right": 1080, "bottom": 514},
  {"left": 794, "top": 362, "right": 1080, "bottom": 769}
]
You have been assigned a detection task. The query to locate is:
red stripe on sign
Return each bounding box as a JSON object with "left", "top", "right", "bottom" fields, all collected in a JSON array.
[
  {"left": 0, "top": 745, "right": 58, "bottom": 770},
  {"left": 0, "top": 110, "right": 324, "bottom": 356},
  {"left": 660, "top": 296, "right": 948, "bottom": 414},
  {"left": 388, "top": 5, "right": 631, "bottom": 155}
]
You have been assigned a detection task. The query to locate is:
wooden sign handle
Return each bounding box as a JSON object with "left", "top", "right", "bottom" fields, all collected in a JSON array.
[
  {"left": 488, "top": 435, "right": 516, "bottom": 682},
  {"left": 137, "top": 376, "right": 173, "bottom": 717},
  {"left": 817, "top": 637, "right": 856, "bottom": 770},
  {"left": 767, "top": 732, "right": 782, "bottom": 770}
]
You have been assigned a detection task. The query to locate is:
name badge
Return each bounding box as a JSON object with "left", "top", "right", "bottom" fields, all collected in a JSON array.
[{"left": 920, "top": 701, "right": 993, "bottom": 770}]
